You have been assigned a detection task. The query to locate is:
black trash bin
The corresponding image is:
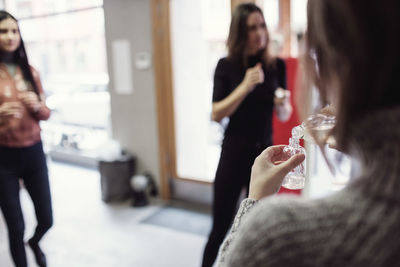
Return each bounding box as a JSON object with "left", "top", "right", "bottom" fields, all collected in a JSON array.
[{"left": 98, "top": 153, "right": 136, "bottom": 203}]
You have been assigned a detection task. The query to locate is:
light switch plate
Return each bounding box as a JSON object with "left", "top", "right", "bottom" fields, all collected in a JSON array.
[{"left": 135, "top": 52, "right": 152, "bottom": 70}]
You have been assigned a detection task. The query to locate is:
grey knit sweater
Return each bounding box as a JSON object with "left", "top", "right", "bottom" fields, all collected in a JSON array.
[{"left": 218, "top": 107, "right": 400, "bottom": 267}]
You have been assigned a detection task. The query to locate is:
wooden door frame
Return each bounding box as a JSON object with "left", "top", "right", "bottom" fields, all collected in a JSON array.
[
  {"left": 278, "top": 0, "right": 291, "bottom": 57},
  {"left": 151, "top": 0, "right": 176, "bottom": 199}
]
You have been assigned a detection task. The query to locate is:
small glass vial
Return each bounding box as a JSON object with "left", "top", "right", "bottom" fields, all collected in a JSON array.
[{"left": 281, "top": 137, "right": 306, "bottom": 189}]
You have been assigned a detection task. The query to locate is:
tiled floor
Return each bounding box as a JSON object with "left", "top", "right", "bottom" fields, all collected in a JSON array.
[{"left": 0, "top": 159, "right": 210, "bottom": 267}]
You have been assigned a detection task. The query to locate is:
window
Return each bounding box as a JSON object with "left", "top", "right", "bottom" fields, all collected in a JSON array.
[
  {"left": 170, "top": 0, "right": 307, "bottom": 182},
  {"left": 170, "top": 0, "right": 230, "bottom": 181},
  {"left": 4, "top": 0, "right": 110, "bottom": 156},
  {"left": 263, "top": 0, "right": 279, "bottom": 32},
  {"left": 290, "top": 0, "right": 308, "bottom": 56},
  {"left": 6, "top": 0, "right": 103, "bottom": 17},
  {"left": 263, "top": 0, "right": 282, "bottom": 56}
]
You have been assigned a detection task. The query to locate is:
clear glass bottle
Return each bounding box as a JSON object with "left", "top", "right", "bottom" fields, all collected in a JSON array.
[
  {"left": 281, "top": 114, "right": 335, "bottom": 190},
  {"left": 281, "top": 137, "right": 306, "bottom": 189}
]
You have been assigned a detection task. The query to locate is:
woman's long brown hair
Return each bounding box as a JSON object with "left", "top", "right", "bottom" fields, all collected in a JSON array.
[
  {"left": 302, "top": 0, "right": 400, "bottom": 153},
  {"left": 227, "top": 3, "right": 275, "bottom": 68},
  {"left": 0, "top": 10, "right": 39, "bottom": 97}
]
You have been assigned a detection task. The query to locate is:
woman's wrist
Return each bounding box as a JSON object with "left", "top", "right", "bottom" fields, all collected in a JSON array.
[{"left": 240, "top": 81, "right": 253, "bottom": 94}]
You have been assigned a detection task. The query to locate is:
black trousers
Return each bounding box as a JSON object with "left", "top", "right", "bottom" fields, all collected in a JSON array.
[
  {"left": 0, "top": 142, "right": 53, "bottom": 267},
  {"left": 202, "top": 142, "right": 266, "bottom": 267}
]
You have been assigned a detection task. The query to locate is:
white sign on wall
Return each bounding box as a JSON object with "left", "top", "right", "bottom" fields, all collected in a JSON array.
[{"left": 112, "top": 39, "right": 134, "bottom": 95}]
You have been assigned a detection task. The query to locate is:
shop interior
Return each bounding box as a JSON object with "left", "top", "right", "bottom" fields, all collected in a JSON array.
[{"left": 0, "top": 0, "right": 353, "bottom": 266}]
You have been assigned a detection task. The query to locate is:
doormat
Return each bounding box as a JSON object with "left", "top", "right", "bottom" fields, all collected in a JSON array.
[{"left": 141, "top": 206, "right": 212, "bottom": 236}]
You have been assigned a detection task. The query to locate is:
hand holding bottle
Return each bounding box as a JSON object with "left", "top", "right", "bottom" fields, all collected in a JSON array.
[
  {"left": 242, "top": 63, "right": 264, "bottom": 92},
  {"left": 281, "top": 138, "right": 307, "bottom": 189},
  {"left": 274, "top": 87, "right": 290, "bottom": 105},
  {"left": 248, "top": 145, "right": 305, "bottom": 200}
]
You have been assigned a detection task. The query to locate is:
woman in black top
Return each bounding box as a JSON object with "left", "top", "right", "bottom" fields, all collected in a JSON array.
[{"left": 201, "top": 4, "right": 292, "bottom": 267}]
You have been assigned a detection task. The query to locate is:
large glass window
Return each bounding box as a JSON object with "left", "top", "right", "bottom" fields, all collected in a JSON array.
[
  {"left": 170, "top": 0, "right": 352, "bottom": 193},
  {"left": 4, "top": 0, "right": 110, "bottom": 157},
  {"left": 290, "top": 0, "right": 308, "bottom": 56},
  {"left": 170, "top": 0, "right": 302, "bottom": 182},
  {"left": 5, "top": 0, "right": 103, "bottom": 17},
  {"left": 170, "top": 0, "right": 230, "bottom": 182},
  {"left": 263, "top": 0, "right": 279, "bottom": 31},
  {"left": 263, "top": 0, "right": 281, "bottom": 56}
]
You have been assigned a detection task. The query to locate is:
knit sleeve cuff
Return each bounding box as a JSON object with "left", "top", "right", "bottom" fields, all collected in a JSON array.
[
  {"left": 231, "top": 198, "right": 258, "bottom": 232},
  {"left": 217, "top": 198, "right": 258, "bottom": 266}
]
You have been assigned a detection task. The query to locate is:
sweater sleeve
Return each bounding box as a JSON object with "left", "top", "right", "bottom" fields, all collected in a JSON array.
[
  {"left": 217, "top": 198, "right": 258, "bottom": 266},
  {"left": 218, "top": 195, "right": 316, "bottom": 267}
]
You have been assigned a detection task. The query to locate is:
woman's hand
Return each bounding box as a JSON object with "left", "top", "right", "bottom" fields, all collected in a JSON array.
[
  {"left": 249, "top": 145, "right": 305, "bottom": 200},
  {"left": 274, "top": 88, "right": 292, "bottom": 122},
  {"left": 0, "top": 101, "right": 24, "bottom": 119},
  {"left": 242, "top": 63, "right": 264, "bottom": 92},
  {"left": 211, "top": 63, "right": 264, "bottom": 122},
  {"left": 18, "top": 91, "right": 41, "bottom": 113},
  {"left": 274, "top": 87, "right": 290, "bottom": 106}
]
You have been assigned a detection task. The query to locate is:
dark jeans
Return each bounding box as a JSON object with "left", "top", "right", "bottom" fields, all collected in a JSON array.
[
  {"left": 201, "top": 143, "right": 266, "bottom": 267},
  {"left": 0, "top": 142, "right": 53, "bottom": 267}
]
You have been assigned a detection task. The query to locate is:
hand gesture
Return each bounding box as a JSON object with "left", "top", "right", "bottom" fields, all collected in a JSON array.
[
  {"left": 249, "top": 145, "right": 305, "bottom": 200},
  {"left": 0, "top": 101, "right": 23, "bottom": 119},
  {"left": 242, "top": 63, "right": 264, "bottom": 91},
  {"left": 18, "top": 91, "right": 41, "bottom": 113}
]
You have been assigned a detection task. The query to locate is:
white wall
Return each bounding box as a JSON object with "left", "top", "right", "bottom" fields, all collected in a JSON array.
[{"left": 103, "top": 0, "right": 160, "bottom": 184}]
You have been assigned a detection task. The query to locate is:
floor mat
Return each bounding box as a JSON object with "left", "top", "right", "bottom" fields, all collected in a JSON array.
[{"left": 141, "top": 206, "right": 212, "bottom": 236}]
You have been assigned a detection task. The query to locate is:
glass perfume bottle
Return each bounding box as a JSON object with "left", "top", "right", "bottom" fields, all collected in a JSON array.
[
  {"left": 281, "top": 137, "right": 306, "bottom": 189},
  {"left": 281, "top": 114, "right": 335, "bottom": 189}
]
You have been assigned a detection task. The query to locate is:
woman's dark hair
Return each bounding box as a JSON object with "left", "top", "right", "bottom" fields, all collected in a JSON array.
[
  {"left": 0, "top": 10, "right": 39, "bottom": 95},
  {"left": 227, "top": 3, "right": 275, "bottom": 68},
  {"left": 304, "top": 0, "right": 400, "bottom": 153}
]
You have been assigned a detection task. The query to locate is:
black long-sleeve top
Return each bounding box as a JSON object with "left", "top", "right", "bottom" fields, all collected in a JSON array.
[{"left": 212, "top": 54, "right": 287, "bottom": 149}]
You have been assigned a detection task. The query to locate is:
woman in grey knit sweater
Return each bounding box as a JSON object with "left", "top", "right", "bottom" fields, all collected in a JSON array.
[{"left": 218, "top": 0, "right": 400, "bottom": 266}]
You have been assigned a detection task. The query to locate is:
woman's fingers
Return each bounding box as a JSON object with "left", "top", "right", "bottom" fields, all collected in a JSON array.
[
  {"left": 4, "top": 102, "right": 22, "bottom": 108},
  {"left": 19, "top": 92, "right": 38, "bottom": 102},
  {"left": 263, "top": 145, "right": 305, "bottom": 176},
  {"left": 261, "top": 145, "right": 286, "bottom": 158},
  {"left": 18, "top": 92, "right": 41, "bottom": 111},
  {"left": 277, "top": 153, "right": 305, "bottom": 176},
  {"left": 1, "top": 102, "right": 23, "bottom": 113},
  {"left": 249, "top": 63, "right": 264, "bottom": 84},
  {"left": 249, "top": 146, "right": 305, "bottom": 200}
]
